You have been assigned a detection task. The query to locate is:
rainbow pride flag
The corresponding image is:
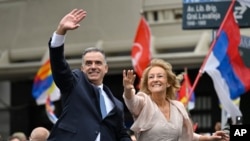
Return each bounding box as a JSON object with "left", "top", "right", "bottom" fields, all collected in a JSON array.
[
  {"left": 32, "top": 59, "right": 60, "bottom": 105},
  {"left": 32, "top": 59, "right": 60, "bottom": 123}
]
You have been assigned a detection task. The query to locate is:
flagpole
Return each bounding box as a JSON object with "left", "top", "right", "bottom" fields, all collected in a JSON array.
[
  {"left": 140, "top": 0, "right": 145, "bottom": 15},
  {"left": 188, "top": 0, "right": 237, "bottom": 98}
]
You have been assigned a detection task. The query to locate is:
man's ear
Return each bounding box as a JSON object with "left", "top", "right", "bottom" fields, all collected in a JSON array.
[{"left": 105, "top": 65, "right": 108, "bottom": 73}]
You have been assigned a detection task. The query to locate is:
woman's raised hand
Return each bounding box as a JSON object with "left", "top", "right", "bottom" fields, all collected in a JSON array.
[{"left": 123, "top": 70, "right": 136, "bottom": 99}]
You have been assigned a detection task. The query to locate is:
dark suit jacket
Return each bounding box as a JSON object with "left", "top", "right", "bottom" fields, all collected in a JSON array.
[{"left": 47, "top": 40, "right": 131, "bottom": 141}]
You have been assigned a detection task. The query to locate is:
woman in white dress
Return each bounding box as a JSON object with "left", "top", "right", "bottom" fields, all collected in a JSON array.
[{"left": 123, "top": 59, "right": 229, "bottom": 141}]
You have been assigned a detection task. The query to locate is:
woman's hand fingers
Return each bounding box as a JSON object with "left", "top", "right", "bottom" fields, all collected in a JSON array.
[{"left": 123, "top": 70, "right": 136, "bottom": 88}]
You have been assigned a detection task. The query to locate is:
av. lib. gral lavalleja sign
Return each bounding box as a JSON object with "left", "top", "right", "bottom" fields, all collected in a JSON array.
[{"left": 182, "top": 0, "right": 250, "bottom": 29}]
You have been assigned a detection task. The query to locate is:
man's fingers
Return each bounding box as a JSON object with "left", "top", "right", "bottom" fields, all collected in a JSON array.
[
  {"left": 75, "top": 9, "right": 84, "bottom": 15},
  {"left": 69, "top": 8, "right": 78, "bottom": 15},
  {"left": 76, "top": 10, "right": 87, "bottom": 21}
]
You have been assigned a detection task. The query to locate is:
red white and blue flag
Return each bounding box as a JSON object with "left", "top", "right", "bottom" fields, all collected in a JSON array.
[{"left": 203, "top": 0, "right": 250, "bottom": 123}]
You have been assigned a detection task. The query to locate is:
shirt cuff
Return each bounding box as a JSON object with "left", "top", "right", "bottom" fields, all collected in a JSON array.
[{"left": 51, "top": 32, "right": 65, "bottom": 48}]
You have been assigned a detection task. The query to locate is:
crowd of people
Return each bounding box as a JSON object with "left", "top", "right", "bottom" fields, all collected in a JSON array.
[
  {"left": 4, "top": 126, "right": 50, "bottom": 141},
  {"left": 2, "top": 8, "right": 231, "bottom": 141}
]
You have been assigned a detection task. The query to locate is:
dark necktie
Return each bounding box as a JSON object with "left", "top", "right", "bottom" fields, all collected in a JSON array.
[{"left": 99, "top": 88, "right": 107, "bottom": 118}]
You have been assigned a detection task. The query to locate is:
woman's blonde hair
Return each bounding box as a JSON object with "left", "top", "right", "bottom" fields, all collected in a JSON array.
[{"left": 139, "top": 58, "right": 180, "bottom": 100}]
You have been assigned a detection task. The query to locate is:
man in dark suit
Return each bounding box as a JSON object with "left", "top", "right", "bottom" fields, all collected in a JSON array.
[{"left": 47, "top": 8, "right": 131, "bottom": 141}]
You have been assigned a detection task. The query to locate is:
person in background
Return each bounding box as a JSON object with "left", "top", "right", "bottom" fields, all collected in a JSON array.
[
  {"left": 8, "top": 136, "right": 21, "bottom": 141},
  {"left": 47, "top": 8, "right": 131, "bottom": 141},
  {"left": 11, "top": 132, "right": 27, "bottom": 141},
  {"left": 123, "top": 58, "right": 229, "bottom": 141},
  {"left": 29, "top": 127, "right": 50, "bottom": 141},
  {"left": 214, "top": 122, "right": 221, "bottom": 131}
]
